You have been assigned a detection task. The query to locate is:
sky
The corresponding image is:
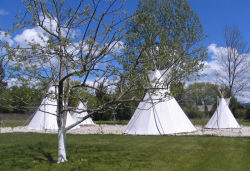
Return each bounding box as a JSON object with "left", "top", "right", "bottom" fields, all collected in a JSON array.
[{"left": 0, "top": 0, "right": 250, "bottom": 102}]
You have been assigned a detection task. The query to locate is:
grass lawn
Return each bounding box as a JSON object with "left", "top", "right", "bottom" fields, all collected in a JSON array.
[
  {"left": 0, "top": 133, "right": 250, "bottom": 170},
  {"left": 95, "top": 120, "right": 129, "bottom": 125},
  {"left": 2, "top": 118, "right": 250, "bottom": 127},
  {"left": 0, "top": 120, "right": 27, "bottom": 127}
]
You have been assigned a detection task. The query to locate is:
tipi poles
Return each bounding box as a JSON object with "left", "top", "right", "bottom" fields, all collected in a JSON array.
[
  {"left": 216, "top": 96, "right": 219, "bottom": 128},
  {"left": 148, "top": 91, "right": 165, "bottom": 135}
]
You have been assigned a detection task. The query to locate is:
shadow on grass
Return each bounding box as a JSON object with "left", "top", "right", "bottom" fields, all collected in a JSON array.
[{"left": 27, "top": 142, "right": 55, "bottom": 164}]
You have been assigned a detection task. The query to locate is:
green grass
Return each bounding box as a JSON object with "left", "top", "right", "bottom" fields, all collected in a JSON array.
[
  {"left": 238, "top": 119, "right": 250, "bottom": 126},
  {"left": 0, "top": 120, "right": 27, "bottom": 127},
  {"left": 190, "top": 118, "right": 209, "bottom": 126},
  {"left": 95, "top": 120, "right": 129, "bottom": 125},
  {"left": 0, "top": 133, "right": 250, "bottom": 170},
  {"left": 1, "top": 118, "right": 250, "bottom": 127},
  {"left": 190, "top": 118, "right": 250, "bottom": 127}
]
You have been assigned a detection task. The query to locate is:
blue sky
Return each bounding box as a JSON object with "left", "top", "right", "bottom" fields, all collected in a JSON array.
[
  {"left": 0, "top": 0, "right": 249, "bottom": 102},
  {"left": 189, "top": 0, "right": 250, "bottom": 48},
  {"left": 1, "top": 0, "right": 250, "bottom": 54}
]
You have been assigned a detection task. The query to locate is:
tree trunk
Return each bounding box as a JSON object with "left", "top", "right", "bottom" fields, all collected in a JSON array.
[
  {"left": 57, "top": 108, "right": 67, "bottom": 163},
  {"left": 57, "top": 124, "right": 67, "bottom": 163}
]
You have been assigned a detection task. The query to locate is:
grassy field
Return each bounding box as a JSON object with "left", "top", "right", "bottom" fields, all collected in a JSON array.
[
  {"left": 1, "top": 118, "right": 250, "bottom": 127},
  {"left": 0, "top": 120, "right": 27, "bottom": 127},
  {"left": 191, "top": 118, "right": 250, "bottom": 127},
  {"left": 95, "top": 120, "right": 129, "bottom": 125},
  {"left": 0, "top": 133, "right": 250, "bottom": 170}
]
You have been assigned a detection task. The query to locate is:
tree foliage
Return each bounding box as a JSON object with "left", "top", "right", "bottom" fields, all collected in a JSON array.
[
  {"left": 0, "top": 85, "right": 43, "bottom": 113},
  {"left": 185, "top": 82, "right": 218, "bottom": 106},
  {"left": 124, "top": 0, "right": 207, "bottom": 91}
]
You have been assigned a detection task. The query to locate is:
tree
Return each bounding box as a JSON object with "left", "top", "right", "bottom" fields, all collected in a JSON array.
[
  {"left": 6, "top": 0, "right": 156, "bottom": 163},
  {"left": 245, "top": 107, "right": 250, "bottom": 120},
  {"left": 9, "top": 86, "right": 43, "bottom": 114},
  {"left": 0, "top": 60, "right": 5, "bottom": 86},
  {"left": 170, "top": 82, "right": 185, "bottom": 105},
  {"left": 7, "top": 0, "right": 133, "bottom": 163},
  {"left": 0, "top": 32, "right": 8, "bottom": 87},
  {"left": 185, "top": 82, "right": 218, "bottom": 106},
  {"left": 216, "top": 26, "right": 250, "bottom": 97},
  {"left": 184, "top": 82, "right": 218, "bottom": 117},
  {"left": 6, "top": 0, "right": 206, "bottom": 163},
  {"left": 124, "top": 0, "right": 207, "bottom": 91}
]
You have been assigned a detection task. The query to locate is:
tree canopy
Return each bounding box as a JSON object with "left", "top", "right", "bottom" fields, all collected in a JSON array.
[{"left": 124, "top": 0, "right": 207, "bottom": 91}]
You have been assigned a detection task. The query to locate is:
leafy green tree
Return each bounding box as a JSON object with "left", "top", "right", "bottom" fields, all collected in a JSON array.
[
  {"left": 185, "top": 82, "right": 218, "bottom": 106},
  {"left": 124, "top": 0, "right": 207, "bottom": 92},
  {"left": 67, "top": 81, "right": 90, "bottom": 108},
  {"left": 183, "top": 82, "right": 218, "bottom": 118},
  {"left": 0, "top": 87, "right": 13, "bottom": 113},
  {"left": 92, "top": 82, "right": 113, "bottom": 120},
  {"left": 229, "top": 96, "right": 243, "bottom": 117},
  {"left": 183, "top": 105, "right": 203, "bottom": 118},
  {"left": 0, "top": 85, "right": 43, "bottom": 113},
  {"left": 0, "top": 60, "right": 5, "bottom": 87},
  {"left": 170, "top": 82, "right": 185, "bottom": 105},
  {"left": 9, "top": 86, "right": 43, "bottom": 114},
  {"left": 245, "top": 107, "right": 250, "bottom": 120}
]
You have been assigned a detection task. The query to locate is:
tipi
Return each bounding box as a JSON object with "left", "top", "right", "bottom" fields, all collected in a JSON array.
[
  {"left": 205, "top": 97, "right": 240, "bottom": 129},
  {"left": 27, "top": 86, "right": 77, "bottom": 130},
  {"left": 124, "top": 70, "right": 196, "bottom": 135},
  {"left": 72, "top": 102, "right": 95, "bottom": 126}
]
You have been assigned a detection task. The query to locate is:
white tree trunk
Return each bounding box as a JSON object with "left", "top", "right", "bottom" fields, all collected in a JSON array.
[{"left": 57, "top": 125, "right": 67, "bottom": 163}]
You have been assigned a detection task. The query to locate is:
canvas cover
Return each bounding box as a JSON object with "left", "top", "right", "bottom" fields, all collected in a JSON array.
[
  {"left": 72, "top": 102, "right": 95, "bottom": 125},
  {"left": 205, "top": 98, "right": 240, "bottom": 129},
  {"left": 27, "top": 86, "right": 77, "bottom": 130},
  {"left": 124, "top": 70, "right": 196, "bottom": 135}
]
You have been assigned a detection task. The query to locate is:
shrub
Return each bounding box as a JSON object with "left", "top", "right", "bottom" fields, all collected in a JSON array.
[
  {"left": 234, "top": 108, "right": 246, "bottom": 118},
  {"left": 245, "top": 108, "right": 250, "bottom": 120},
  {"left": 183, "top": 105, "right": 203, "bottom": 118}
]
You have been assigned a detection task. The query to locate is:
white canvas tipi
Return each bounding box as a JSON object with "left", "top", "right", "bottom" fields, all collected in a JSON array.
[
  {"left": 72, "top": 102, "right": 95, "bottom": 126},
  {"left": 27, "top": 86, "right": 77, "bottom": 130},
  {"left": 124, "top": 70, "right": 196, "bottom": 135},
  {"left": 205, "top": 97, "right": 240, "bottom": 129}
]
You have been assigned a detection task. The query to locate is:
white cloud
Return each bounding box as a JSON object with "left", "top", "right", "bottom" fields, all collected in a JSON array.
[
  {"left": 192, "top": 43, "right": 250, "bottom": 103},
  {"left": 207, "top": 43, "right": 227, "bottom": 60},
  {"left": 109, "top": 41, "right": 124, "bottom": 53},
  {"left": 13, "top": 14, "right": 75, "bottom": 47},
  {"left": 14, "top": 27, "right": 49, "bottom": 47},
  {"left": 0, "top": 31, "right": 14, "bottom": 46},
  {"left": 0, "top": 9, "right": 9, "bottom": 16},
  {"left": 6, "top": 78, "right": 21, "bottom": 88}
]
